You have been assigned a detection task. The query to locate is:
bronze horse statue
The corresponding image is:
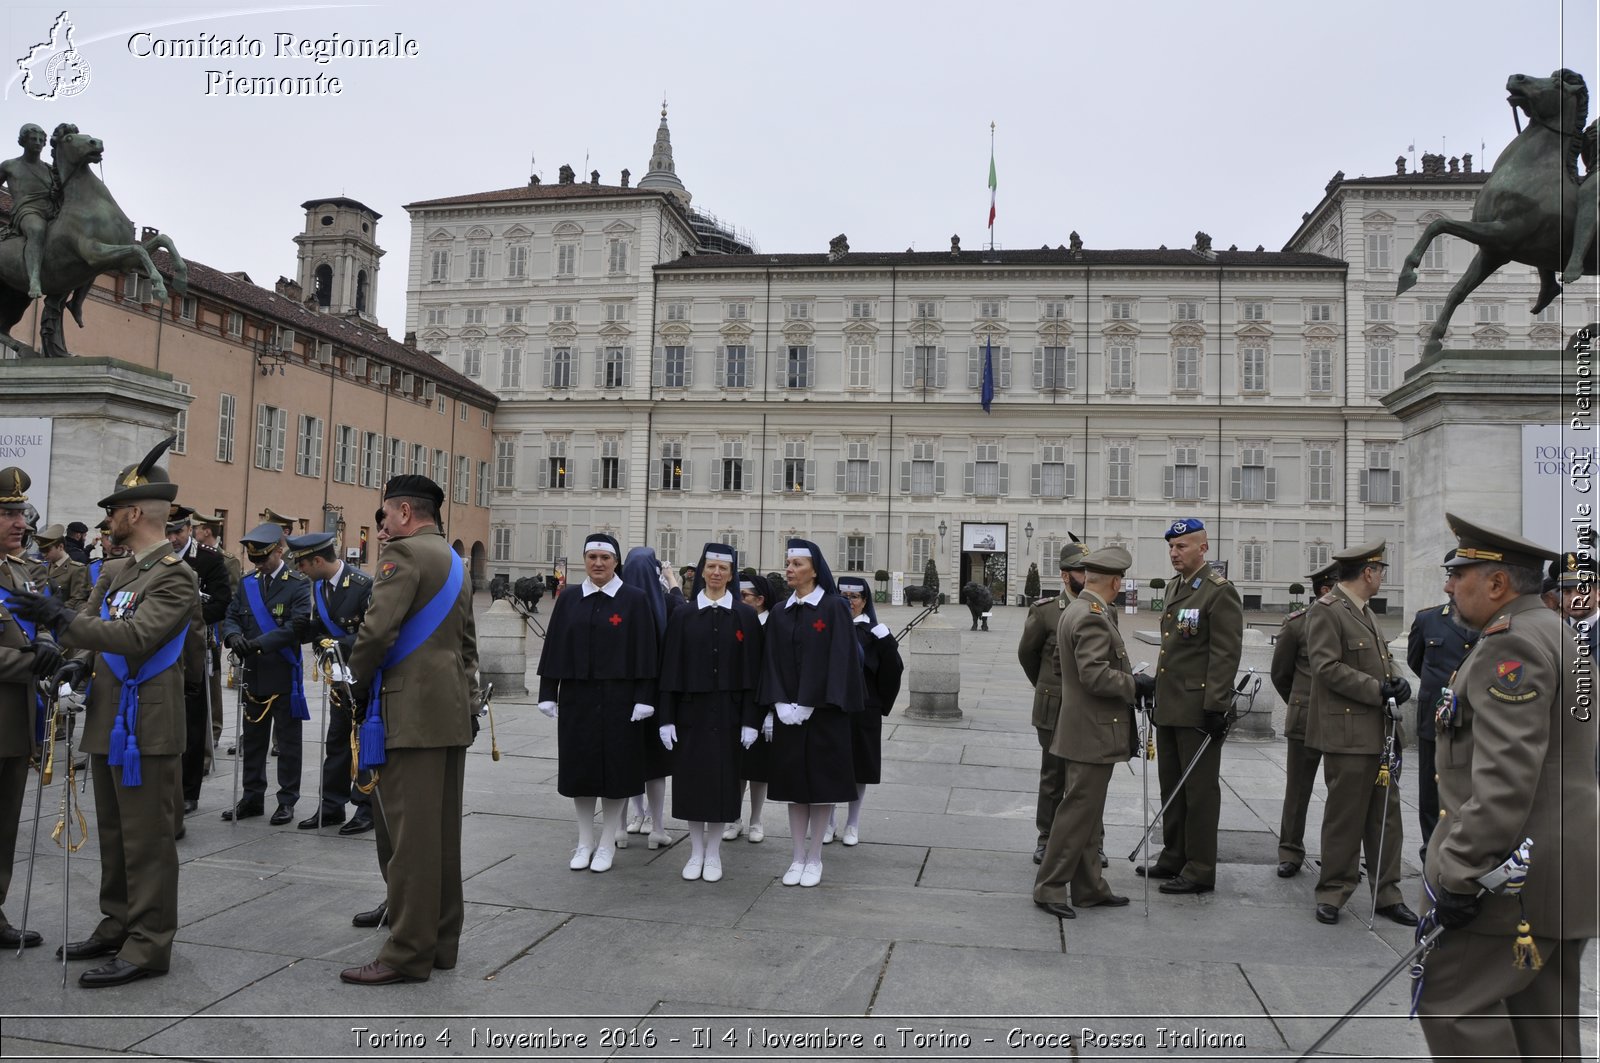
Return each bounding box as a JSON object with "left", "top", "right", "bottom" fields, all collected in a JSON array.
[
  {"left": 0, "top": 131, "right": 187, "bottom": 357},
  {"left": 1398, "top": 69, "right": 1597, "bottom": 358}
]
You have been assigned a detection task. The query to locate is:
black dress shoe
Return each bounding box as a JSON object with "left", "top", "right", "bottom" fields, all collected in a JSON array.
[
  {"left": 1376, "top": 902, "right": 1420, "bottom": 926},
  {"left": 1078, "top": 894, "right": 1131, "bottom": 908},
  {"left": 183, "top": 799, "right": 199, "bottom": 814},
  {"left": 1158, "top": 875, "right": 1214, "bottom": 894},
  {"left": 0, "top": 926, "right": 42, "bottom": 948},
  {"left": 1032, "top": 844, "right": 1045, "bottom": 865},
  {"left": 57, "top": 936, "right": 122, "bottom": 961},
  {"left": 269, "top": 806, "right": 294, "bottom": 826},
  {"left": 221, "top": 800, "right": 263, "bottom": 822},
  {"left": 271, "top": 744, "right": 280, "bottom": 757},
  {"left": 1099, "top": 849, "right": 1108, "bottom": 869},
  {"left": 352, "top": 900, "right": 389, "bottom": 928},
  {"left": 79, "top": 958, "right": 163, "bottom": 988},
  {"left": 225, "top": 744, "right": 237, "bottom": 755},
  {"left": 1134, "top": 864, "right": 1177, "bottom": 879},
  {"left": 1033, "top": 899, "right": 1076, "bottom": 919},
  {"left": 298, "top": 810, "right": 345, "bottom": 830},
  {"left": 339, "top": 810, "right": 375, "bottom": 836},
  {"left": 1277, "top": 861, "right": 1300, "bottom": 878},
  {"left": 1315, "top": 903, "right": 1341, "bottom": 924},
  {"left": 173, "top": 826, "right": 186, "bottom": 841}
]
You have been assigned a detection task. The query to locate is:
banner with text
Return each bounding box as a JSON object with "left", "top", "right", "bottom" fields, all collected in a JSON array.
[
  {"left": 1521, "top": 425, "right": 1597, "bottom": 553},
  {"left": 0, "top": 419, "right": 52, "bottom": 524}
]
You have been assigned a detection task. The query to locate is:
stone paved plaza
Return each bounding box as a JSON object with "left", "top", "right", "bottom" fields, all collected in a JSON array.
[{"left": 1, "top": 600, "right": 1594, "bottom": 1061}]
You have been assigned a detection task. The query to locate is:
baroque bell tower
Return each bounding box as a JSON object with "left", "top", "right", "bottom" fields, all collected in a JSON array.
[{"left": 294, "top": 197, "right": 385, "bottom": 324}]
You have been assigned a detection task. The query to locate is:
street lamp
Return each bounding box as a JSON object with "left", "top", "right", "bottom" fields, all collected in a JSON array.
[
  {"left": 1024, "top": 520, "right": 1034, "bottom": 547},
  {"left": 937, "top": 520, "right": 947, "bottom": 549}
]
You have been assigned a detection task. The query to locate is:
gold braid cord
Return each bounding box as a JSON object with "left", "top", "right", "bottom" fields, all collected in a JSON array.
[
  {"left": 241, "top": 689, "right": 278, "bottom": 724},
  {"left": 327, "top": 653, "right": 381, "bottom": 795},
  {"left": 52, "top": 722, "right": 87, "bottom": 852}
]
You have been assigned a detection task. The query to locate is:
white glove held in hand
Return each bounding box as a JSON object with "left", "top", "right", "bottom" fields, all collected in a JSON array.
[
  {"left": 659, "top": 724, "right": 677, "bottom": 750},
  {"left": 774, "top": 703, "right": 800, "bottom": 725},
  {"left": 740, "top": 726, "right": 758, "bottom": 749},
  {"left": 537, "top": 700, "right": 558, "bottom": 720},
  {"left": 793, "top": 704, "right": 815, "bottom": 724},
  {"left": 761, "top": 713, "right": 774, "bottom": 741},
  {"left": 871, "top": 622, "right": 891, "bottom": 639},
  {"left": 630, "top": 703, "right": 655, "bottom": 722}
]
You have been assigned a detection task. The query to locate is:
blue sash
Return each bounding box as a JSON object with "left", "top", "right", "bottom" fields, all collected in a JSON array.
[
  {"left": 241, "top": 574, "right": 310, "bottom": 721},
  {"left": 98, "top": 596, "right": 186, "bottom": 787},
  {"left": 89, "top": 559, "right": 102, "bottom": 585},
  {"left": 360, "top": 555, "right": 465, "bottom": 771},
  {"left": 313, "top": 579, "right": 351, "bottom": 638},
  {"left": 0, "top": 582, "right": 50, "bottom": 742}
]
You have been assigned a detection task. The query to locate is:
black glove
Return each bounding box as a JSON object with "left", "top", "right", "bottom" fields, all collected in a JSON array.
[
  {"left": 225, "top": 633, "right": 252, "bottom": 657},
  {"left": 1432, "top": 887, "right": 1480, "bottom": 930},
  {"left": 30, "top": 640, "right": 63, "bottom": 680},
  {"left": 290, "top": 614, "right": 315, "bottom": 642},
  {"left": 1380, "top": 676, "right": 1413, "bottom": 708},
  {"left": 1203, "top": 711, "right": 1228, "bottom": 739},
  {"left": 4, "top": 591, "right": 75, "bottom": 632},
  {"left": 52, "top": 659, "right": 87, "bottom": 688},
  {"left": 1132, "top": 673, "right": 1156, "bottom": 703}
]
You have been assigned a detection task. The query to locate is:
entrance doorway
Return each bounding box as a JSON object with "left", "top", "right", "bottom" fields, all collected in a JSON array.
[{"left": 958, "top": 521, "right": 1009, "bottom": 604}]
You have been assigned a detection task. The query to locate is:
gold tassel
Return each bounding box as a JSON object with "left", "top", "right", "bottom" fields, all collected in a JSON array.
[
  {"left": 1376, "top": 763, "right": 1390, "bottom": 786},
  {"left": 1146, "top": 735, "right": 1156, "bottom": 761},
  {"left": 1512, "top": 920, "right": 1544, "bottom": 970}
]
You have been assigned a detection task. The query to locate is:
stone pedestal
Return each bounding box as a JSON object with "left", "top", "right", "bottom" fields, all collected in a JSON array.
[
  {"left": 904, "top": 608, "right": 961, "bottom": 719},
  {"left": 1232, "top": 627, "right": 1278, "bottom": 740},
  {"left": 476, "top": 599, "right": 529, "bottom": 697},
  {"left": 0, "top": 358, "right": 188, "bottom": 521},
  {"left": 1381, "top": 349, "right": 1570, "bottom": 616}
]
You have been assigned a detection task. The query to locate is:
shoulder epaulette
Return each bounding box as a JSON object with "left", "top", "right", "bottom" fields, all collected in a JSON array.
[
  {"left": 1033, "top": 595, "right": 1053, "bottom": 606},
  {"left": 160, "top": 554, "right": 182, "bottom": 565},
  {"left": 1087, "top": 600, "right": 1103, "bottom": 614},
  {"left": 350, "top": 569, "right": 373, "bottom": 583},
  {"left": 1284, "top": 607, "right": 1306, "bottom": 622},
  {"left": 1317, "top": 592, "right": 1337, "bottom": 605},
  {"left": 1207, "top": 571, "right": 1229, "bottom": 586},
  {"left": 1482, "top": 615, "right": 1511, "bottom": 635}
]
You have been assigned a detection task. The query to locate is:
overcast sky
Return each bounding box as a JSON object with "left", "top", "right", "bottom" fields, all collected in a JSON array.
[{"left": 3, "top": 0, "right": 1595, "bottom": 329}]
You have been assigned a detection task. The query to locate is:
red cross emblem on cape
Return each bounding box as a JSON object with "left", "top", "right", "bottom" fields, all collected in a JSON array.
[
  {"left": 609, "top": 613, "right": 623, "bottom": 627},
  {"left": 813, "top": 619, "right": 826, "bottom": 632},
  {"left": 735, "top": 629, "right": 744, "bottom": 642}
]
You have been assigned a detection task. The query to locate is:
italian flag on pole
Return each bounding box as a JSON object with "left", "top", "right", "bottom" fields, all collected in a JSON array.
[{"left": 987, "top": 147, "right": 997, "bottom": 230}]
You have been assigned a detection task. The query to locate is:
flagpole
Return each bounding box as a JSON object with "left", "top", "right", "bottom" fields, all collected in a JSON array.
[{"left": 988, "top": 121, "right": 996, "bottom": 251}]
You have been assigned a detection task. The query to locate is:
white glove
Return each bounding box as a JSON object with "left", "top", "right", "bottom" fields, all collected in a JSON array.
[
  {"left": 774, "top": 702, "right": 799, "bottom": 725},
  {"left": 740, "top": 726, "right": 758, "bottom": 749},
  {"left": 794, "top": 704, "right": 815, "bottom": 724},
  {"left": 537, "top": 700, "right": 558, "bottom": 720},
  {"left": 761, "top": 712, "right": 774, "bottom": 741},
  {"left": 631, "top": 703, "right": 655, "bottom": 722},
  {"left": 659, "top": 724, "right": 677, "bottom": 750},
  {"left": 871, "top": 622, "right": 891, "bottom": 639}
]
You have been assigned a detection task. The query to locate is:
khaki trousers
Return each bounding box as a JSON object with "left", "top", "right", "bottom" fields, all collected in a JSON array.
[
  {"left": 1033, "top": 726, "right": 1067, "bottom": 846},
  {"left": 1419, "top": 931, "right": 1587, "bottom": 1062},
  {"left": 1276, "top": 736, "right": 1322, "bottom": 865},
  {"left": 1154, "top": 724, "right": 1222, "bottom": 886},
  {"left": 89, "top": 753, "right": 180, "bottom": 971},
  {"left": 1032, "top": 760, "right": 1116, "bottom": 906},
  {"left": 374, "top": 745, "right": 465, "bottom": 979},
  {"left": 1314, "top": 750, "right": 1404, "bottom": 909},
  {"left": 0, "top": 755, "right": 29, "bottom": 930}
]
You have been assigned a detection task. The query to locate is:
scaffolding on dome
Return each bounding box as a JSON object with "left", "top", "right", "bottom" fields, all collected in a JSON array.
[{"left": 688, "top": 207, "right": 757, "bottom": 256}]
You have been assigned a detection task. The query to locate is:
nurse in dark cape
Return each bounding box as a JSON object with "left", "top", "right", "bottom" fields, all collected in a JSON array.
[
  {"left": 619, "top": 546, "right": 673, "bottom": 850},
  {"left": 726, "top": 571, "right": 776, "bottom": 843},
  {"left": 657, "top": 543, "right": 765, "bottom": 881},
  {"left": 757, "top": 538, "right": 865, "bottom": 888},
  {"left": 835, "top": 576, "right": 905, "bottom": 846},
  {"left": 536, "top": 533, "right": 658, "bottom": 873}
]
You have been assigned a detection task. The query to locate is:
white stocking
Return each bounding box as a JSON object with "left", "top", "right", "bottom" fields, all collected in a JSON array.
[
  {"left": 846, "top": 784, "right": 867, "bottom": 829},
  {"left": 806, "top": 804, "right": 834, "bottom": 864},
  {"left": 749, "top": 781, "right": 768, "bottom": 827},
  {"left": 646, "top": 776, "right": 667, "bottom": 832},
  {"left": 599, "top": 797, "right": 625, "bottom": 851},
  {"left": 573, "top": 796, "right": 596, "bottom": 850},
  {"left": 787, "top": 803, "right": 809, "bottom": 864},
  {"left": 705, "top": 824, "right": 724, "bottom": 862},
  {"left": 688, "top": 820, "right": 707, "bottom": 859},
  {"left": 629, "top": 793, "right": 647, "bottom": 819}
]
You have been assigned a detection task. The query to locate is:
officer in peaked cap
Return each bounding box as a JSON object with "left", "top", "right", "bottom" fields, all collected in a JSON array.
[
  {"left": 1547, "top": 550, "right": 1598, "bottom": 658},
  {"left": 35, "top": 522, "right": 90, "bottom": 611},
  {"left": 1405, "top": 549, "right": 1478, "bottom": 855},
  {"left": 187, "top": 512, "right": 238, "bottom": 755},
  {"left": 1148, "top": 517, "right": 1242, "bottom": 895},
  {"left": 1269, "top": 560, "right": 1339, "bottom": 877},
  {"left": 1305, "top": 540, "right": 1416, "bottom": 927},
  {"left": 1033, "top": 546, "right": 1141, "bottom": 919},
  {"left": 219, "top": 523, "right": 311, "bottom": 825},
  {"left": 1017, "top": 536, "right": 1092, "bottom": 865},
  {"left": 164, "top": 505, "right": 231, "bottom": 817},
  {"left": 260, "top": 508, "right": 298, "bottom": 538},
  {"left": 6, "top": 437, "right": 198, "bottom": 986},
  {"left": 0, "top": 466, "right": 57, "bottom": 950},
  {"left": 286, "top": 530, "right": 376, "bottom": 835},
  {"left": 1416, "top": 514, "right": 1596, "bottom": 1060}
]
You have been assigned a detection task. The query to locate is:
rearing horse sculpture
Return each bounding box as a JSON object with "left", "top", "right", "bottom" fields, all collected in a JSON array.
[
  {"left": 0, "top": 131, "right": 187, "bottom": 358},
  {"left": 1397, "top": 69, "right": 1597, "bottom": 359}
]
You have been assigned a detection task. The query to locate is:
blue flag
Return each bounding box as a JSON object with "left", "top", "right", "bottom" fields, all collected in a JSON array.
[{"left": 980, "top": 335, "right": 995, "bottom": 413}]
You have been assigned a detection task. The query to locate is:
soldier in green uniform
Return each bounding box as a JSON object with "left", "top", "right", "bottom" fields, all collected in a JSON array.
[
  {"left": 1417, "top": 514, "right": 1597, "bottom": 1060},
  {"left": 1147, "top": 518, "right": 1242, "bottom": 894},
  {"left": 340, "top": 475, "right": 478, "bottom": 985},
  {"left": 35, "top": 524, "right": 90, "bottom": 611},
  {"left": 1016, "top": 538, "right": 1088, "bottom": 865},
  {"left": 7, "top": 438, "right": 199, "bottom": 986},
  {"left": 1032, "top": 547, "right": 1148, "bottom": 919},
  {"left": 191, "top": 512, "right": 238, "bottom": 756},
  {"left": 1269, "top": 561, "right": 1338, "bottom": 877},
  {"left": 1305, "top": 540, "right": 1417, "bottom": 926},
  {"left": 0, "top": 468, "right": 57, "bottom": 949}
]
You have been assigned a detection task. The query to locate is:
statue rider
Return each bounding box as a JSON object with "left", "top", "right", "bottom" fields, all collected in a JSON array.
[{"left": 0, "top": 124, "right": 59, "bottom": 300}]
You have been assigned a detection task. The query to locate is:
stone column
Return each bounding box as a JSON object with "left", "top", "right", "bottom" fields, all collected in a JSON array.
[
  {"left": 904, "top": 608, "right": 961, "bottom": 719},
  {"left": 476, "top": 599, "right": 529, "bottom": 697},
  {"left": 1231, "top": 627, "right": 1277, "bottom": 740}
]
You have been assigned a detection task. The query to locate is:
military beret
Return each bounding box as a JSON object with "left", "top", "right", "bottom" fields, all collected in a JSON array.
[
  {"left": 582, "top": 532, "right": 620, "bottom": 557},
  {"left": 97, "top": 436, "right": 179, "bottom": 510},
  {"left": 1165, "top": 517, "right": 1204, "bottom": 540},
  {"left": 1332, "top": 539, "right": 1387, "bottom": 565},
  {"left": 1082, "top": 545, "right": 1132, "bottom": 575},
  {"left": 1058, "top": 541, "right": 1091, "bottom": 569},
  {"left": 0, "top": 467, "right": 31, "bottom": 509},
  {"left": 286, "top": 531, "right": 338, "bottom": 562},
  {"left": 66, "top": 521, "right": 88, "bottom": 536},
  {"left": 1443, "top": 512, "right": 1559, "bottom": 573},
  {"left": 382, "top": 475, "right": 444, "bottom": 510}
]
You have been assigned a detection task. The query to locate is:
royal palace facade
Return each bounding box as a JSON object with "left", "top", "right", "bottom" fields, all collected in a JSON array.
[{"left": 405, "top": 119, "right": 1577, "bottom": 613}]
